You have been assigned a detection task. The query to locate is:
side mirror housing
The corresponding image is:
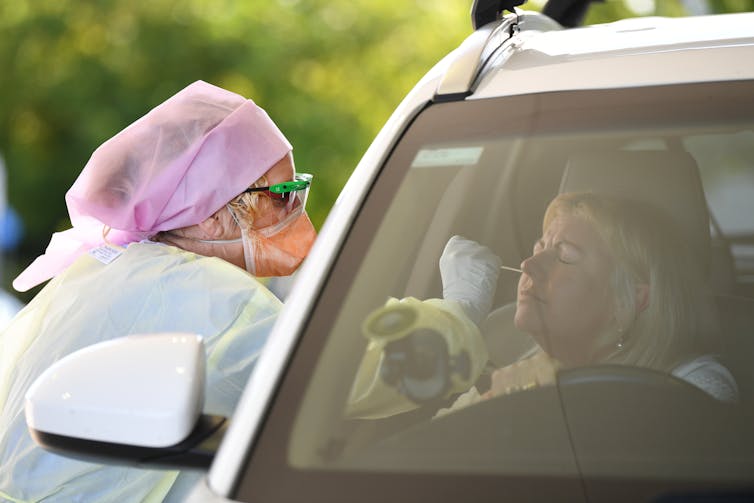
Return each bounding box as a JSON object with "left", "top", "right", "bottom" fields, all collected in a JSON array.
[{"left": 25, "top": 333, "right": 226, "bottom": 469}]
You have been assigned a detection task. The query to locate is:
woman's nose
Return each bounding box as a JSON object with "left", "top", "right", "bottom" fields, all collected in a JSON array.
[
  {"left": 521, "top": 250, "right": 547, "bottom": 278},
  {"left": 521, "top": 256, "right": 534, "bottom": 276}
]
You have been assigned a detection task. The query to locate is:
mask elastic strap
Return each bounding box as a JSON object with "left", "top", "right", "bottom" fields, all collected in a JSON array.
[
  {"left": 196, "top": 237, "right": 243, "bottom": 244},
  {"left": 227, "top": 204, "right": 257, "bottom": 274},
  {"left": 159, "top": 231, "right": 242, "bottom": 245},
  {"left": 241, "top": 226, "right": 256, "bottom": 275}
]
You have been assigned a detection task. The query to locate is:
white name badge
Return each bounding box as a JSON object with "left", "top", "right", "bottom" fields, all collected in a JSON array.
[{"left": 89, "top": 245, "right": 124, "bottom": 265}]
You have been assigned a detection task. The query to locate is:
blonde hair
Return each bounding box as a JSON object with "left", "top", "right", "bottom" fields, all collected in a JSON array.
[
  {"left": 228, "top": 174, "right": 269, "bottom": 228},
  {"left": 151, "top": 174, "right": 269, "bottom": 242},
  {"left": 543, "top": 192, "right": 715, "bottom": 371}
]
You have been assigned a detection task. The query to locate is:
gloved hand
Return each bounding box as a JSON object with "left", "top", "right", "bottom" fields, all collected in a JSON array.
[{"left": 439, "top": 235, "right": 501, "bottom": 325}]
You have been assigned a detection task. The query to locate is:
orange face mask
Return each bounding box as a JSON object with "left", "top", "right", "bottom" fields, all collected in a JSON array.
[{"left": 240, "top": 208, "right": 317, "bottom": 277}]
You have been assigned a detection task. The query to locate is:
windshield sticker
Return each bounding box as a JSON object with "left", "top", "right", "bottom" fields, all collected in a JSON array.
[{"left": 411, "top": 146, "right": 484, "bottom": 168}]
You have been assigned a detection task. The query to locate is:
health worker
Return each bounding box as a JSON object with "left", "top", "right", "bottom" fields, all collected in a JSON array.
[{"left": 0, "top": 80, "right": 316, "bottom": 502}]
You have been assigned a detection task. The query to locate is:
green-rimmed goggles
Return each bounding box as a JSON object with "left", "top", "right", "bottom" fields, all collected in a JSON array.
[{"left": 241, "top": 173, "right": 312, "bottom": 212}]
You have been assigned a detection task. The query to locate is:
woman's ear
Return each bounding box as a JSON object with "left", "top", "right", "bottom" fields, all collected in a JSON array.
[
  {"left": 635, "top": 283, "right": 650, "bottom": 314},
  {"left": 196, "top": 208, "right": 226, "bottom": 239}
]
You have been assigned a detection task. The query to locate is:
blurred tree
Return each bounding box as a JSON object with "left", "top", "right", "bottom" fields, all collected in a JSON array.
[
  {"left": 0, "top": 0, "right": 473, "bottom": 300},
  {"left": 0, "top": 0, "right": 751, "bottom": 301}
]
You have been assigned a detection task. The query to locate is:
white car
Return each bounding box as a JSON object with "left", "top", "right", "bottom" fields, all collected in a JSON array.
[{"left": 27, "top": 1, "right": 754, "bottom": 501}]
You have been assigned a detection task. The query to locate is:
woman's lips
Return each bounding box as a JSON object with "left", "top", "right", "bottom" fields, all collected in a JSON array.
[{"left": 519, "top": 288, "right": 544, "bottom": 303}]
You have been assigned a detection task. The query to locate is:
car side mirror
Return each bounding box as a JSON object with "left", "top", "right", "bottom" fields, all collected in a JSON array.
[{"left": 25, "top": 333, "right": 227, "bottom": 469}]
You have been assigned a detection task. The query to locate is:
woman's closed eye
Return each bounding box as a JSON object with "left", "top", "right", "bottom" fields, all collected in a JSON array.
[
  {"left": 555, "top": 241, "right": 582, "bottom": 264},
  {"left": 532, "top": 239, "right": 583, "bottom": 264}
]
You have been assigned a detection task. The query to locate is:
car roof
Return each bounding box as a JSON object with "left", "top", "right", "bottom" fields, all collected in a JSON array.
[{"left": 468, "top": 10, "right": 754, "bottom": 100}]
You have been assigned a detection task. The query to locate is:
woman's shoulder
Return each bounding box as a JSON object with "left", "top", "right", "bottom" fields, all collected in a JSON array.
[
  {"left": 133, "top": 241, "right": 281, "bottom": 297},
  {"left": 59, "top": 241, "right": 281, "bottom": 313},
  {"left": 129, "top": 241, "right": 251, "bottom": 278},
  {"left": 671, "top": 355, "right": 739, "bottom": 403}
]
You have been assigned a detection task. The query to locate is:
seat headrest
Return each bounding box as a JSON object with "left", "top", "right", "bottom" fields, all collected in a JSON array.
[{"left": 560, "top": 150, "right": 710, "bottom": 267}]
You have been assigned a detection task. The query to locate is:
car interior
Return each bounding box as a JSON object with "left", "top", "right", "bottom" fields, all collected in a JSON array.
[
  {"left": 257, "top": 85, "right": 754, "bottom": 498},
  {"left": 289, "top": 132, "right": 753, "bottom": 471}
]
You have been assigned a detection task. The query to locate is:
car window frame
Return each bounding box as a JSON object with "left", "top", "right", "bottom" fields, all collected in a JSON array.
[{"left": 231, "top": 80, "right": 754, "bottom": 503}]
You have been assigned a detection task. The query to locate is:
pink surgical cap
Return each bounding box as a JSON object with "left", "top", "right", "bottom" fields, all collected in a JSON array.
[{"left": 13, "top": 80, "right": 292, "bottom": 292}]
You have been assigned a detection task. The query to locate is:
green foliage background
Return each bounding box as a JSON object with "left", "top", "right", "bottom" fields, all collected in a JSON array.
[{"left": 1, "top": 0, "right": 751, "bottom": 302}]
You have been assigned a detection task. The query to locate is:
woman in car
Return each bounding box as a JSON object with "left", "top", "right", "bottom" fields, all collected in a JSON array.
[{"left": 479, "top": 191, "right": 737, "bottom": 403}]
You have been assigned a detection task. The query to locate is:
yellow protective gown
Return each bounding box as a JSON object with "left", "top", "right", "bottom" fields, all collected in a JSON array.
[{"left": 0, "top": 241, "right": 281, "bottom": 502}]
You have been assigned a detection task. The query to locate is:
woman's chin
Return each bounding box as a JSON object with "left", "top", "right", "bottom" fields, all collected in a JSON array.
[{"left": 513, "top": 305, "right": 541, "bottom": 335}]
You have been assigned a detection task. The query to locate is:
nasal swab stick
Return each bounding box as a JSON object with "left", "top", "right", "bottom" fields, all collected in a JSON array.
[{"left": 500, "top": 265, "right": 523, "bottom": 273}]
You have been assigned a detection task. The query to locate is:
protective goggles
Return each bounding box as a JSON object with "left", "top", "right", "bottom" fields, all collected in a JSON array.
[
  {"left": 240, "top": 173, "right": 312, "bottom": 212},
  {"left": 230, "top": 173, "right": 312, "bottom": 230}
]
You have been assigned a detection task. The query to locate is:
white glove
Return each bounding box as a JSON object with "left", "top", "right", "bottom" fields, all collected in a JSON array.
[{"left": 439, "top": 235, "right": 501, "bottom": 325}]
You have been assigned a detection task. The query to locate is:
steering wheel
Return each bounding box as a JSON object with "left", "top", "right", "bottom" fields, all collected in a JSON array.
[{"left": 347, "top": 364, "right": 750, "bottom": 483}]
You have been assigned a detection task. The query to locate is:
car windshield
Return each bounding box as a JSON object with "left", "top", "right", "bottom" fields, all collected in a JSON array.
[{"left": 235, "top": 82, "right": 754, "bottom": 502}]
